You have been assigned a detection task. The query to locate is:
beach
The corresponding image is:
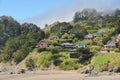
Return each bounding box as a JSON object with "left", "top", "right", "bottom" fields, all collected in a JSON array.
[{"left": 0, "top": 70, "right": 120, "bottom": 80}]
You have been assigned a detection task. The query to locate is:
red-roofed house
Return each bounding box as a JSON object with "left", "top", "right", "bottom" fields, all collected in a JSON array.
[{"left": 36, "top": 42, "right": 48, "bottom": 48}]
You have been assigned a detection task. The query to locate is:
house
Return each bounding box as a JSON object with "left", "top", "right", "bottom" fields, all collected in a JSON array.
[
  {"left": 95, "top": 33, "right": 103, "bottom": 37},
  {"left": 116, "top": 34, "right": 120, "bottom": 44},
  {"left": 48, "top": 36, "right": 59, "bottom": 40},
  {"left": 84, "top": 34, "right": 94, "bottom": 40},
  {"left": 76, "top": 43, "right": 87, "bottom": 48},
  {"left": 100, "top": 39, "right": 117, "bottom": 53},
  {"left": 106, "top": 39, "right": 117, "bottom": 49},
  {"left": 60, "top": 43, "right": 75, "bottom": 49},
  {"left": 36, "top": 42, "right": 48, "bottom": 48}
]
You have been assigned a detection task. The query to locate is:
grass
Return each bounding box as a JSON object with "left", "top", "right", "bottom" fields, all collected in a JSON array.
[
  {"left": 25, "top": 50, "right": 79, "bottom": 70},
  {"left": 91, "top": 53, "right": 120, "bottom": 71},
  {"left": 36, "top": 51, "right": 53, "bottom": 68}
]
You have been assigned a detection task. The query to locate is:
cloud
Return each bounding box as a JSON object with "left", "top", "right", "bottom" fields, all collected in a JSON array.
[{"left": 23, "top": 0, "right": 120, "bottom": 29}]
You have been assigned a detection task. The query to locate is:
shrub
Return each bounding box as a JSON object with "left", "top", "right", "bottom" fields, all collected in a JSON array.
[
  {"left": 51, "top": 48, "right": 59, "bottom": 54},
  {"left": 37, "top": 48, "right": 46, "bottom": 53},
  {"left": 99, "top": 64, "right": 108, "bottom": 72},
  {"left": 61, "top": 33, "right": 73, "bottom": 39},
  {"left": 77, "top": 47, "right": 93, "bottom": 64},
  {"left": 114, "top": 48, "right": 119, "bottom": 52},
  {"left": 47, "top": 46, "right": 60, "bottom": 53},
  {"left": 13, "top": 50, "right": 25, "bottom": 64},
  {"left": 60, "top": 59, "right": 78, "bottom": 70},
  {"left": 90, "top": 46, "right": 101, "bottom": 53},
  {"left": 25, "top": 58, "right": 35, "bottom": 70},
  {"left": 44, "top": 40, "right": 58, "bottom": 46},
  {"left": 36, "top": 52, "right": 53, "bottom": 69},
  {"left": 108, "top": 57, "right": 120, "bottom": 72},
  {"left": 53, "top": 59, "right": 62, "bottom": 66}
]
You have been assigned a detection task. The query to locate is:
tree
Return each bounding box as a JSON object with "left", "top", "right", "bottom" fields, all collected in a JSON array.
[
  {"left": 45, "top": 24, "right": 48, "bottom": 27},
  {"left": 73, "top": 11, "right": 82, "bottom": 22},
  {"left": 50, "top": 22, "right": 72, "bottom": 37},
  {"left": 3, "top": 30, "right": 44, "bottom": 62},
  {"left": 73, "top": 8, "right": 97, "bottom": 22},
  {"left": 0, "top": 16, "right": 21, "bottom": 49},
  {"left": 114, "top": 9, "right": 120, "bottom": 17},
  {"left": 76, "top": 47, "right": 93, "bottom": 64},
  {"left": 25, "top": 58, "right": 35, "bottom": 70},
  {"left": 70, "top": 24, "right": 88, "bottom": 39},
  {"left": 61, "top": 33, "right": 72, "bottom": 39},
  {"left": 21, "top": 23, "right": 41, "bottom": 34}
]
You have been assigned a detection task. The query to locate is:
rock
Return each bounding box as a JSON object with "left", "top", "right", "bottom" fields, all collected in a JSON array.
[
  {"left": 17, "top": 69, "right": 25, "bottom": 74},
  {"left": 81, "top": 65, "right": 94, "bottom": 74},
  {"left": 88, "top": 65, "right": 94, "bottom": 71},
  {"left": 113, "top": 67, "right": 120, "bottom": 73},
  {"left": 81, "top": 69, "right": 88, "bottom": 74},
  {"left": 10, "top": 71, "right": 14, "bottom": 74},
  {"left": 108, "top": 68, "right": 113, "bottom": 72}
]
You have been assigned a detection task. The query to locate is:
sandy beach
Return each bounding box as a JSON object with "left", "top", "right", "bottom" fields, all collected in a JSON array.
[{"left": 0, "top": 71, "right": 120, "bottom": 80}]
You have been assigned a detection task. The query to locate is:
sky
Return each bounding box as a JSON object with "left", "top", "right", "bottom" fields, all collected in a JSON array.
[{"left": 0, "top": 0, "right": 120, "bottom": 28}]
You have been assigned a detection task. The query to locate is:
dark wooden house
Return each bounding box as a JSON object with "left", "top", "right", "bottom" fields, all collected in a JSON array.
[
  {"left": 84, "top": 34, "right": 94, "bottom": 40},
  {"left": 60, "top": 43, "right": 75, "bottom": 49}
]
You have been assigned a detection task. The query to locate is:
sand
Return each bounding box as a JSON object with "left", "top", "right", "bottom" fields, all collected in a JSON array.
[{"left": 0, "top": 70, "right": 120, "bottom": 80}]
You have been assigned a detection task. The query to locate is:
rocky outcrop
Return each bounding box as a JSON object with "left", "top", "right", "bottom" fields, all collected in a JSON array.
[
  {"left": 78, "top": 65, "right": 94, "bottom": 74},
  {"left": 113, "top": 67, "right": 120, "bottom": 73},
  {"left": 0, "top": 62, "right": 16, "bottom": 74},
  {"left": 16, "top": 69, "right": 25, "bottom": 74}
]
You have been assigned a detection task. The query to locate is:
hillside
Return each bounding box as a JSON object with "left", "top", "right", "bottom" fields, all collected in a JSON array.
[
  {"left": 91, "top": 53, "right": 120, "bottom": 72},
  {"left": 0, "top": 8, "right": 120, "bottom": 73}
]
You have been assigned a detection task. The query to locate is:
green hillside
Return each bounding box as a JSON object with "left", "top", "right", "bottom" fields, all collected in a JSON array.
[
  {"left": 1, "top": 8, "right": 120, "bottom": 71},
  {"left": 91, "top": 53, "right": 120, "bottom": 72}
]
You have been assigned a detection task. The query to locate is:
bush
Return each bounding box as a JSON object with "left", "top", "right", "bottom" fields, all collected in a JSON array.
[
  {"left": 114, "top": 48, "right": 119, "bottom": 52},
  {"left": 25, "top": 58, "right": 35, "bottom": 70},
  {"left": 99, "top": 64, "right": 108, "bottom": 72},
  {"left": 77, "top": 47, "right": 93, "bottom": 64},
  {"left": 60, "top": 59, "right": 78, "bottom": 70},
  {"left": 36, "top": 52, "right": 53, "bottom": 69},
  {"left": 37, "top": 48, "right": 46, "bottom": 53},
  {"left": 47, "top": 46, "right": 60, "bottom": 53},
  {"left": 61, "top": 33, "right": 73, "bottom": 39},
  {"left": 108, "top": 57, "right": 120, "bottom": 72},
  {"left": 53, "top": 59, "right": 62, "bottom": 66},
  {"left": 13, "top": 50, "right": 26, "bottom": 64},
  {"left": 51, "top": 48, "right": 59, "bottom": 54},
  {"left": 90, "top": 46, "right": 101, "bottom": 53},
  {"left": 44, "top": 40, "right": 58, "bottom": 46}
]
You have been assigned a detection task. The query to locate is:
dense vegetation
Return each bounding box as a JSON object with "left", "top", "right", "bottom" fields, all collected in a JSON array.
[
  {"left": 1, "top": 8, "right": 120, "bottom": 71},
  {"left": 0, "top": 16, "right": 45, "bottom": 63}
]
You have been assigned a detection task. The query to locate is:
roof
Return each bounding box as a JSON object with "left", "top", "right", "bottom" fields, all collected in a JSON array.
[
  {"left": 49, "top": 36, "right": 59, "bottom": 40},
  {"left": 60, "top": 43, "right": 74, "bottom": 46},
  {"left": 49, "top": 36, "right": 59, "bottom": 38},
  {"left": 36, "top": 42, "right": 48, "bottom": 48},
  {"left": 95, "top": 33, "right": 103, "bottom": 37},
  {"left": 117, "top": 34, "right": 120, "bottom": 39},
  {"left": 77, "top": 43, "right": 86, "bottom": 46},
  {"left": 77, "top": 43, "right": 87, "bottom": 48},
  {"left": 107, "top": 39, "right": 116, "bottom": 46},
  {"left": 84, "top": 34, "right": 94, "bottom": 39},
  {"left": 37, "top": 42, "right": 48, "bottom": 45}
]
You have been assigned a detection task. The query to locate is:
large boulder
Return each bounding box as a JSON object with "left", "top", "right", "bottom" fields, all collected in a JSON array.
[
  {"left": 113, "top": 67, "right": 120, "bottom": 73},
  {"left": 17, "top": 69, "right": 25, "bottom": 74},
  {"left": 81, "top": 65, "right": 94, "bottom": 74}
]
